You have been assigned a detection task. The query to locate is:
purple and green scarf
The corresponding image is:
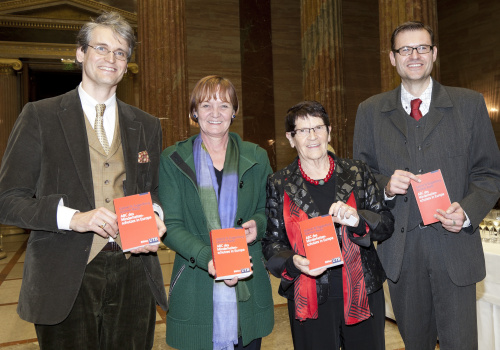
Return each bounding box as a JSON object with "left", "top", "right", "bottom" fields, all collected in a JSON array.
[{"left": 194, "top": 134, "right": 240, "bottom": 350}]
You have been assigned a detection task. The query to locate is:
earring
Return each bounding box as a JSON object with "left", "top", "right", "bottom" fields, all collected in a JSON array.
[
  {"left": 193, "top": 114, "right": 197, "bottom": 119},
  {"left": 232, "top": 115, "right": 236, "bottom": 119}
]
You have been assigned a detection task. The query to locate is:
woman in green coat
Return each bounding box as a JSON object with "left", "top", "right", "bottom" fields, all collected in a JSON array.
[{"left": 159, "top": 75, "right": 274, "bottom": 350}]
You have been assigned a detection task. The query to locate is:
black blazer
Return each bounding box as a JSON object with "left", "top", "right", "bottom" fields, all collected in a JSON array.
[{"left": 0, "top": 88, "right": 168, "bottom": 324}]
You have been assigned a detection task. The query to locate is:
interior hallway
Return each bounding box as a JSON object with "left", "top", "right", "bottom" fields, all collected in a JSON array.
[{"left": 0, "top": 230, "right": 434, "bottom": 349}]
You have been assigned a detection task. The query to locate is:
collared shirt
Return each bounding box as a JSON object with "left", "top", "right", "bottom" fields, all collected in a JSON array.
[
  {"left": 385, "top": 78, "right": 470, "bottom": 227},
  {"left": 383, "top": 79, "right": 434, "bottom": 201},
  {"left": 401, "top": 78, "right": 433, "bottom": 117},
  {"left": 57, "top": 84, "right": 163, "bottom": 230},
  {"left": 58, "top": 83, "right": 117, "bottom": 230},
  {"left": 78, "top": 83, "right": 117, "bottom": 142}
]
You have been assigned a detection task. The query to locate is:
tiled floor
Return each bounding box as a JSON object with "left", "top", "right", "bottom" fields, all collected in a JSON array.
[{"left": 0, "top": 231, "right": 435, "bottom": 349}]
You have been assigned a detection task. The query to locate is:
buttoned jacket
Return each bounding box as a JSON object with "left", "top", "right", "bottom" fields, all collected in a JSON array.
[{"left": 353, "top": 80, "right": 500, "bottom": 286}]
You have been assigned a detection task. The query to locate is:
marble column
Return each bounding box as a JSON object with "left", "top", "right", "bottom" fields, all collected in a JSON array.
[
  {"left": 379, "top": 0, "right": 439, "bottom": 92},
  {"left": 0, "top": 59, "right": 22, "bottom": 260},
  {"left": 116, "top": 63, "right": 139, "bottom": 107},
  {"left": 0, "top": 223, "right": 25, "bottom": 259},
  {"left": 239, "top": 0, "right": 277, "bottom": 170},
  {"left": 0, "top": 59, "right": 22, "bottom": 160},
  {"left": 301, "top": 0, "right": 347, "bottom": 157},
  {"left": 137, "top": 0, "right": 189, "bottom": 149},
  {"left": 0, "top": 232, "right": 5, "bottom": 259}
]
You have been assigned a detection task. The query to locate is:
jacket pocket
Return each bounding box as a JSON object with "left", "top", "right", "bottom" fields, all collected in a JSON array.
[
  {"left": 167, "top": 263, "right": 195, "bottom": 321},
  {"left": 27, "top": 230, "right": 54, "bottom": 244},
  {"left": 168, "top": 263, "right": 185, "bottom": 300}
]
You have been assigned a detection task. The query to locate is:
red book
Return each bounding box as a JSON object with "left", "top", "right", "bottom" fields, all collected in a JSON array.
[
  {"left": 411, "top": 169, "right": 452, "bottom": 225},
  {"left": 210, "top": 228, "right": 252, "bottom": 280},
  {"left": 114, "top": 192, "right": 160, "bottom": 252},
  {"left": 299, "top": 215, "right": 343, "bottom": 272}
]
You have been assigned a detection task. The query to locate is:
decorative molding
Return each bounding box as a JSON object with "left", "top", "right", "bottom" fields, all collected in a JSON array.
[
  {"left": 0, "top": 40, "right": 137, "bottom": 63},
  {"left": 0, "top": 41, "right": 76, "bottom": 59},
  {"left": 0, "top": 0, "right": 137, "bottom": 23},
  {"left": 127, "top": 63, "right": 138, "bottom": 74},
  {"left": 60, "top": 58, "right": 75, "bottom": 64},
  {"left": 0, "top": 15, "right": 87, "bottom": 30},
  {"left": 0, "top": 58, "right": 23, "bottom": 70}
]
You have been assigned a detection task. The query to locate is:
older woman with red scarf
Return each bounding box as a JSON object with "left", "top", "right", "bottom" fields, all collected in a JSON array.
[{"left": 262, "top": 101, "right": 394, "bottom": 350}]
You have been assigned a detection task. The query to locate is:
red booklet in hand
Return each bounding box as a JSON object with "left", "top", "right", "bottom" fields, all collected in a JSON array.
[
  {"left": 299, "top": 215, "right": 343, "bottom": 272},
  {"left": 114, "top": 192, "right": 160, "bottom": 252},
  {"left": 210, "top": 228, "right": 252, "bottom": 280},
  {"left": 411, "top": 169, "right": 452, "bottom": 225}
]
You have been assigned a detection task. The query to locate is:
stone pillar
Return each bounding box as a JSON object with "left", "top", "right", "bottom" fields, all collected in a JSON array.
[
  {"left": 0, "top": 59, "right": 22, "bottom": 260},
  {"left": 0, "top": 228, "right": 6, "bottom": 259},
  {"left": 137, "top": 0, "right": 189, "bottom": 149},
  {"left": 0, "top": 59, "right": 22, "bottom": 160},
  {"left": 301, "top": 0, "right": 347, "bottom": 157},
  {"left": 379, "top": 0, "right": 439, "bottom": 92},
  {"left": 116, "top": 63, "right": 139, "bottom": 107},
  {"left": 0, "top": 224, "right": 25, "bottom": 259},
  {"left": 239, "top": 0, "right": 277, "bottom": 170}
]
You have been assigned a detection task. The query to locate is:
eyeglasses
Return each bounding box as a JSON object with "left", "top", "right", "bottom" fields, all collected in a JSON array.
[
  {"left": 87, "top": 45, "right": 128, "bottom": 61},
  {"left": 393, "top": 45, "right": 434, "bottom": 56},
  {"left": 291, "top": 125, "right": 327, "bottom": 137}
]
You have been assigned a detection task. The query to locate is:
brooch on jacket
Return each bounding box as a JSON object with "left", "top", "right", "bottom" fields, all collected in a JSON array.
[{"left": 138, "top": 150, "right": 150, "bottom": 163}]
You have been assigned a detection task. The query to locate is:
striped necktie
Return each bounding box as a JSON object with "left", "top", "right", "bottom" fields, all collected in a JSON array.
[{"left": 95, "top": 103, "right": 110, "bottom": 155}]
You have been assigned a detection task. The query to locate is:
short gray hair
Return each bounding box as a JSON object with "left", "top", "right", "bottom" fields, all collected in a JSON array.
[{"left": 75, "top": 12, "right": 136, "bottom": 67}]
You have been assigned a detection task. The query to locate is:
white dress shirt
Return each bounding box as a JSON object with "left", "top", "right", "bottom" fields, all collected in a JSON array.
[
  {"left": 57, "top": 84, "right": 163, "bottom": 231},
  {"left": 385, "top": 78, "right": 470, "bottom": 227},
  {"left": 78, "top": 83, "right": 117, "bottom": 142},
  {"left": 401, "top": 77, "right": 433, "bottom": 117}
]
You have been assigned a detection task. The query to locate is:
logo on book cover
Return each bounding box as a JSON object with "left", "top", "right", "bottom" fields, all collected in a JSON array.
[
  {"left": 148, "top": 237, "right": 159, "bottom": 244},
  {"left": 332, "top": 257, "right": 341, "bottom": 263},
  {"left": 241, "top": 268, "right": 251, "bottom": 273}
]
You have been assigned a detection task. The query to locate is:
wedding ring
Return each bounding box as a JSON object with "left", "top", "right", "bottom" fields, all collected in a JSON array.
[{"left": 99, "top": 222, "right": 107, "bottom": 229}]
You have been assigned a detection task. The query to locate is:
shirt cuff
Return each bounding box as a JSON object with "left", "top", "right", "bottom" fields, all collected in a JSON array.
[
  {"left": 153, "top": 203, "right": 164, "bottom": 221},
  {"left": 463, "top": 212, "right": 471, "bottom": 227},
  {"left": 57, "top": 198, "right": 79, "bottom": 230},
  {"left": 384, "top": 188, "right": 396, "bottom": 201}
]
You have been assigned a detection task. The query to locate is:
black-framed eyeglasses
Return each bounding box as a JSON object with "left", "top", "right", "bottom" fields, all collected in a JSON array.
[
  {"left": 291, "top": 125, "right": 327, "bottom": 137},
  {"left": 87, "top": 45, "right": 128, "bottom": 61},
  {"left": 393, "top": 45, "right": 434, "bottom": 56}
]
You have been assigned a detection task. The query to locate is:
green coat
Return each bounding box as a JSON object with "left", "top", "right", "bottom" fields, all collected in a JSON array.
[{"left": 159, "top": 133, "right": 274, "bottom": 350}]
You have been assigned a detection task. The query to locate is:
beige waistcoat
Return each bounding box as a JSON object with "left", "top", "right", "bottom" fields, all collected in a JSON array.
[{"left": 84, "top": 109, "right": 126, "bottom": 263}]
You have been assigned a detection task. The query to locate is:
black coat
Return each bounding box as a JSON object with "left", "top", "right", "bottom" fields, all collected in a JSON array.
[
  {"left": 353, "top": 80, "right": 500, "bottom": 285},
  {"left": 262, "top": 154, "right": 394, "bottom": 303}
]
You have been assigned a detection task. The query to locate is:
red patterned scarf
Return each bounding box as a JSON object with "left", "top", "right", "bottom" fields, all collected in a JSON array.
[
  {"left": 283, "top": 192, "right": 318, "bottom": 321},
  {"left": 283, "top": 192, "right": 371, "bottom": 324},
  {"left": 342, "top": 193, "right": 371, "bottom": 325}
]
